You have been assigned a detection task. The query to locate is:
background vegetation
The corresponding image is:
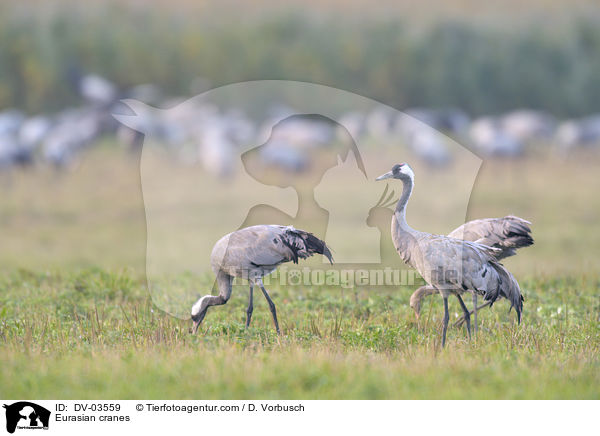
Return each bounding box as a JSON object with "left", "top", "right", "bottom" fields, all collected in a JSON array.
[{"left": 1, "top": 0, "right": 600, "bottom": 116}]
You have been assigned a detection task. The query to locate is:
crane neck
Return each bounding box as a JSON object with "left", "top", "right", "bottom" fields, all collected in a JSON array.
[{"left": 394, "top": 176, "right": 414, "bottom": 233}]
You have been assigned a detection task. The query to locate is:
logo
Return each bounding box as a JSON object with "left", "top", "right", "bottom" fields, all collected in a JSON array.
[
  {"left": 113, "top": 80, "right": 482, "bottom": 319},
  {"left": 3, "top": 402, "right": 50, "bottom": 434}
]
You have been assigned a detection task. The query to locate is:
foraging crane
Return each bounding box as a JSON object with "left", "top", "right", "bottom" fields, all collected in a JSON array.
[
  {"left": 469, "top": 116, "right": 523, "bottom": 157},
  {"left": 555, "top": 114, "right": 600, "bottom": 152},
  {"left": 500, "top": 110, "right": 555, "bottom": 143},
  {"left": 191, "top": 225, "right": 333, "bottom": 334},
  {"left": 410, "top": 216, "right": 533, "bottom": 330},
  {"left": 376, "top": 163, "right": 523, "bottom": 347}
]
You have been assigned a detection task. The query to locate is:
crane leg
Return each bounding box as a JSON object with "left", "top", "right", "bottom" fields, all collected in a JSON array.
[
  {"left": 455, "top": 294, "right": 471, "bottom": 340},
  {"left": 245, "top": 284, "right": 254, "bottom": 328},
  {"left": 472, "top": 294, "right": 478, "bottom": 336},
  {"left": 257, "top": 279, "right": 280, "bottom": 335},
  {"left": 442, "top": 295, "right": 449, "bottom": 348},
  {"left": 453, "top": 300, "right": 492, "bottom": 328}
]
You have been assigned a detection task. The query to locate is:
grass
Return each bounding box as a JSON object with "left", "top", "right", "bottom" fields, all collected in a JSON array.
[
  {"left": 0, "top": 269, "right": 598, "bottom": 399},
  {"left": 0, "top": 146, "right": 599, "bottom": 399}
]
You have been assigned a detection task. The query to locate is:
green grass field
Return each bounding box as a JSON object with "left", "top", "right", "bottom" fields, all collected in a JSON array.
[
  {"left": 0, "top": 270, "right": 598, "bottom": 399},
  {"left": 1, "top": 146, "right": 599, "bottom": 399}
]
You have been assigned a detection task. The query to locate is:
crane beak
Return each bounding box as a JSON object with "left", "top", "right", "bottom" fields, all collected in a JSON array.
[
  {"left": 191, "top": 319, "right": 200, "bottom": 334},
  {"left": 190, "top": 310, "right": 207, "bottom": 334},
  {"left": 375, "top": 171, "right": 393, "bottom": 181}
]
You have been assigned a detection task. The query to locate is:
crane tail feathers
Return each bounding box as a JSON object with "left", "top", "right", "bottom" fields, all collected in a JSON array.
[
  {"left": 497, "top": 216, "right": 534, "bottom": 256},
  {"left": 304, "top": 232, "right": 334, "bottom": 264},
  {"left": 282, "top": 227, "right": 334, "bottom": 264},
  {"left": 489, "top": 261, "right": 523, "bottom": 323}
]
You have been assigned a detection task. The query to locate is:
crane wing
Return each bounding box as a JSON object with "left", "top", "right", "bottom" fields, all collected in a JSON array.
[
  {"left": 448, "top": 215, "right": 533, "bottom": 260},
  {"left": 211, "top": 225, "right": 333, "bottom": 275}
]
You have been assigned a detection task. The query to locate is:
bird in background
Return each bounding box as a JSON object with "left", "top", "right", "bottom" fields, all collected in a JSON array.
[
  {"left": 191, "top": 224, "right": 333, "bottom": 334},
  {"left": 410, "top": 215, "right": 533, "bottom": 330},
  {"left": 376, "top": 163, "right": 523, "bottom": 347}
]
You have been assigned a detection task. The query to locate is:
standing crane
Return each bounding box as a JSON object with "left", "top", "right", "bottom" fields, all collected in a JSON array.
[
  {"left": 376, "top": 163, "right": 523, "bottom": 347},
  {"left": 191, "top": 225, "right": 333, "bottom": 334},
  {"left": 410, "top": 216, "right": 533, "bottom": 331}
]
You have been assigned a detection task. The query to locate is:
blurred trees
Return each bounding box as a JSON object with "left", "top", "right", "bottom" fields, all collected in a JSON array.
[{"left": 1, "top": 2, "right": 599, "bottom": 117}]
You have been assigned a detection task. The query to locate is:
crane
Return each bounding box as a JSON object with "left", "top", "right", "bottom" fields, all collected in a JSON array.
[
  {"left": 191, "top": 225, "right": 333, "bottom": 334},
  {"left": 376, "top": 163, "right": 523, "bottom": 346}
]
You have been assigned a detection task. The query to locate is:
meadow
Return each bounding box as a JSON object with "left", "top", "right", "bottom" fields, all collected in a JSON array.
[{"left": 1, "top": 145, "right": 599, "bottom": 399}]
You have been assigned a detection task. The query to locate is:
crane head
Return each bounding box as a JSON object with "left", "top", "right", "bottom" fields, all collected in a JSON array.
[
  {"left": 375, "top": 163, "right": 414, "bottom": 182},
  {"left": 190, "top": 295, "right": 210, "bottom": 334}
]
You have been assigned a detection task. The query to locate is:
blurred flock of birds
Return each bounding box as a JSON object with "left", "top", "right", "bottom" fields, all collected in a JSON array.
[{"left": 1, "top": 74, "right": 600, "bottom": 176}]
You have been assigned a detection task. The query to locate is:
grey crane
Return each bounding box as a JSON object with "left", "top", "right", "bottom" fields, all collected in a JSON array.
[
  {"left": 410, "top": 216, "right": 533, "bottom": 330},
  {"left": 191, "top": 224, "right": 333, "bottom": 334},
  {"left": 469, "top": 116, "right": 524, "bottom": 157},
  {"left": 365, "top": 186, "right": 532, "bottom": 323},
  {"left": 376, "top": 163, "right": 523, "bottom": 346}
]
